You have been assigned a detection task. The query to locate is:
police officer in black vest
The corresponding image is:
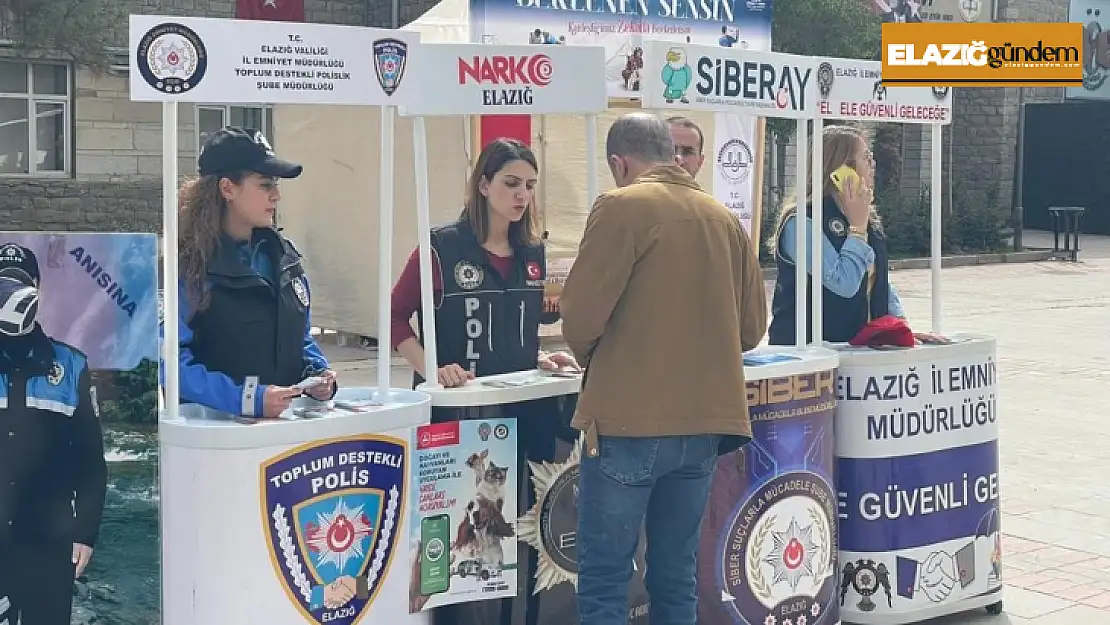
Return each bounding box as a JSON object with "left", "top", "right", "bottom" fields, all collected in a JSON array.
[
  {"left": 390, "top": 139, "right": 576, "bottom": 625},
  {"left": 768, "top": 125, "right": 906, "bottom": 345},
  {"left": 0, "top": 243, "right": 107, "bottom": 625},
  {"left": 168, "top": 127, "right": 336, "bottom": 418}
]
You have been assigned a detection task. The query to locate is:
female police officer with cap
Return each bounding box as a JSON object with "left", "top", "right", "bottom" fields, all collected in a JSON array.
[
  {"left": 167, "top": 126, "right": 337, "bottom": 418},
  {"left": 0, "top": 243, "right": 107, "bottom": 625}
]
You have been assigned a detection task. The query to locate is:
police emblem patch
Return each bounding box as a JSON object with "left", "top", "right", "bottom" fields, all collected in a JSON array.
[
  {"left": 721, "top": 471, "right": 837, "bottom": 624},
  {"left": 261, "top": 435, "right": 407, "bottom": 625},
  {"left": 454, "top": 261, "right": 483, "bottom": 290},
  {"left": 932, "top": 86, "right": 950, "bottom": 100},
  {"left": 817, "top": 61, "right": 834, "bottom": 99},
  {"left": 293, "top": 277, "right": 310, "bottom": 307},
  {"left": 47, "top": 361, "right": 64, "bottom": 385},
  {"left": 372, "top": 38, "right": 408, "bottom": 97},
  {"left": 828, "top": 218, "right": 848, "bottom": 236},
  {"left": 135, "top": 22, "right": 208, "bottom": 95}
]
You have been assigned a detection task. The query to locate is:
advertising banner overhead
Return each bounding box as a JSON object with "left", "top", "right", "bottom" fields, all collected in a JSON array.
[
  {"left": 641, "top": 42, "right": 819, "bottom": 119},
  {"left": 400, "top": 43, "right": 608, "bottom": 115},
  {"left": 467, "top": 0, "right": 773, "bottom": 100},
  {"left": 814, "top": 57, "right": 952, "bottom": 124}
]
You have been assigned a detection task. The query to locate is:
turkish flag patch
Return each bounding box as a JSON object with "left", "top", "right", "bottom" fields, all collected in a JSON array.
[{"left": 526, "top": 261, "right": 543, "bottom": 280}]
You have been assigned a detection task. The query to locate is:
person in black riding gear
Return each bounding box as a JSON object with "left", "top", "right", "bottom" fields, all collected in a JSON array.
[{"left": 0, "top": 243, "right": 107, "bottom": 625}]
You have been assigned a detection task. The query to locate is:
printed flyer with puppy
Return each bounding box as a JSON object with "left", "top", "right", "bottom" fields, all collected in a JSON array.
[{"left": 407, "top": 418, "right": 518, "bottom": 611}]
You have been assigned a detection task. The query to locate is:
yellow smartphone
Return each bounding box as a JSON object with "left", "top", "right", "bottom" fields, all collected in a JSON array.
[{"left": 829, "top": 165, "right": 860, "bottom": 193}]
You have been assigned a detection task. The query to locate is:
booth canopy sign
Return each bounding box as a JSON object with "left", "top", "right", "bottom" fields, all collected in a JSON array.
[
  {"left": 640, "top": 41, "right": 818, "bottom": 119},
  {"left": 399, "top": 43, "right": 607, "bottom": 116},
  {"left": 128, "top": 15, "right": 421, "bottom": 106},
  {"left": 814, "top": 57, "right": 953, "bottom": 125}
]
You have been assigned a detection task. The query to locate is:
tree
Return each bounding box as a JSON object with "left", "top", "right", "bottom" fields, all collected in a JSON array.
[
  {"left": 0, "top": 0, "right": 123, "bottom": 68},
  {"left": 767, "top": 0, "right": 882, "bottom": 142}
]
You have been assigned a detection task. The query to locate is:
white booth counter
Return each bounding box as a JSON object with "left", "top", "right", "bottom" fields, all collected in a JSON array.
[
  {"left": 161, "top": 387, "right": 432, "bottom": 625},
  {"left": 832, "top": 335, "right": 1003, "bottom": 623},
  {"left": 418, "top": 369, "right": 582, "bottom": 407}
]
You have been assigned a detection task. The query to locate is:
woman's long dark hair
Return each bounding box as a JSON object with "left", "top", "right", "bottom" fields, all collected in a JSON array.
[
  {"left": 461, "top": 138, "right": 541, "bottom": 247},
  {"left": 178, "top": 171, "right": 245, "bottom": 314}
]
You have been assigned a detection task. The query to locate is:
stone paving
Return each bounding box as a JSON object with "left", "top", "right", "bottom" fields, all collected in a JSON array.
[{"left": 325, "top": 234, "right": 1110, "bottom": 625}]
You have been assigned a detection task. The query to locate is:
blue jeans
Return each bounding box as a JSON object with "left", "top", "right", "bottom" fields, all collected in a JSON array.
[{"left": 577, "top": 434, "right": 720, "bottom": 625}]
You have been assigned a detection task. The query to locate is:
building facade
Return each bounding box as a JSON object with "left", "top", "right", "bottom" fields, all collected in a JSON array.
[
  {"left": 1, "top": 0, "right": 1074, "bottom": 234},
  {"left": 2, "top": 0, "right": 438, "bottom": 232}
]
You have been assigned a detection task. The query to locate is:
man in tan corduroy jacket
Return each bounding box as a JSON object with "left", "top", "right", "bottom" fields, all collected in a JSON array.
[{"left": 559, "top": 112, "right": 767, "bottom": 625}]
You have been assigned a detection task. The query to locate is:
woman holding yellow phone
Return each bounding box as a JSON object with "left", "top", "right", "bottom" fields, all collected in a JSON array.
[{"left": 766, "top": 125, "right": 906, "bottom": 345}]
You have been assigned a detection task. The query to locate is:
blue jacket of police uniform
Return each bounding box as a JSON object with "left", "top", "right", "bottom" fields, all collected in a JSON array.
[
  {"left": 161, "top": 228, "right": 331, "bottom": 416},
  {"left": 0, "top": 329, "right": 107, "bottom": 547}
]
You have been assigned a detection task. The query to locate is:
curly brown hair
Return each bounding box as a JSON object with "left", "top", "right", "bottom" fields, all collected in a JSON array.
[{"left": 178, "top": 171, "right": 245, "bottom": 315}]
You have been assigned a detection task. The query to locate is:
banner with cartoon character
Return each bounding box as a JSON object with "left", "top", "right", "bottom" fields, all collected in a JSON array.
[
  {"left": 407, "top": 418, "right": 519, "bottom": 611},
  {"left": 834, "top": 340, "right": 1003, "bottom": 619},
  {"left": 1068, "top": 0, "right": 1110, "bottom": 99},
  {"left": 260, "top": 435, "right": 407, "bottom": 625},
  {"left": 641, "top": 42, "right": 819, "bottom": 118},
  {"left": 697, "top": 367, "right": 840, "bottom": 625},
  {"left": 0, "top": 233, "right": 158, "bottom": 371},
  {"left": 467, "top": 0, "right": 772, "bottom": 100}
]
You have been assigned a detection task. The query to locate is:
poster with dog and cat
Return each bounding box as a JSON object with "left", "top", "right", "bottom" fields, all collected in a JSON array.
[{"left": 408, "top": 418, "right": 519, "bottom": 611}]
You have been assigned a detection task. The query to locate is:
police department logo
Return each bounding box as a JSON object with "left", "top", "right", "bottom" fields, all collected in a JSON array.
[
  {"left": 817, "top": 62, "right": 834, "bottom": 99},
  {"left": 932, "top": 86, "right": 950, "bottom": 100},
  {"left": 293, "top": 276, "right": 309, "bottom": 307},
  {"left": 720, "top": 471, "right": 837, "bottom": 625},
  {"left": 717, "top": 138, "right": 753, "bottom": 184},
  {"left": 518, "top": 436, "right": 583, "bottom": 591},
  {"left": 454, "top": 261, "right": 483, "bottom": 290},
  {"left": 828, "top": 218, "right": 847, "bottom": 236},
  {"left": 841, "top": 559, "right": 892, "bottom": 612},
  {"left": 873, "top": 80, "right": 887, "bottom": 101},
  {"left": 47, "top": 361, "right": 64, "bottom": 385},
  {"left": 958, "top": 0, "right": 982, "bottom": 21},
  {"left": 372, "top": 38, "right": 408, "bottom": 97},
  {"left": 254, "top": 131, "right": 276, "bottom": 155},
  {"left": 0, "top": 244, "right": 23, "bottom": 263},
  {"left": 261, "top": 435, "right": 406, "bottom": 625},
  {"left": 135, "top": 22, "right": 208, "bottom": 95}
]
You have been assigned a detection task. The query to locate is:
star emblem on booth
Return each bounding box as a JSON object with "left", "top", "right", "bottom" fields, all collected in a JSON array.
[{"left": 764, "top": 517, "right": 819, "bottom": 592}]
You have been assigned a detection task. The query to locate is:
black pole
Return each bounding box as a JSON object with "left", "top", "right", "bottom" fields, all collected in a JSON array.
[{"left": 1011, "top": 88, "right": 1026, "bottom": 251}]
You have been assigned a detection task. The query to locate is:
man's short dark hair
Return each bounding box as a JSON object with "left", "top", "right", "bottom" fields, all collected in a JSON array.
[
  {"left": 666, "top": 116, "right": 704, "bottom": 153},
  {"left": 606, "top": 113, "right": 674, "bottom": 164}
]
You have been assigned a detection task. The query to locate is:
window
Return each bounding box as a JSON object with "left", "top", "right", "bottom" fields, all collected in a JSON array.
[
  {"left": 196, "top": 105, "right": 276, "bottom": 158},
  {"left": 0, "top": 61, "right": 70, "bottom": 176}
]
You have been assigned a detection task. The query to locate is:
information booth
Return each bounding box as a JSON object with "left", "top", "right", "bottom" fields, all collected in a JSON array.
[
  {"left": 810, "top": 58, "right": 1005, "bottom": 623},
  {"left": 396, "top": 42, "right": 621, "bottom": 625},
  {"left": 129, "top": 16, "right": 433, "bottom": 625},
  {"left": 639, "top": 41, "right": 843, "bottom": 625}
]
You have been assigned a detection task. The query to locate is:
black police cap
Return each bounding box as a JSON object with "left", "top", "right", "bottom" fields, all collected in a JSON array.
[
  {"left": 0, "top": 243, "right": 39, "bottom": 287},
  {"left": 198, "top": 126, "right": 303, "bottom": 179}
]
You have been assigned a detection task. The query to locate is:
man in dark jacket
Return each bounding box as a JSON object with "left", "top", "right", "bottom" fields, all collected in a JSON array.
[{"left": 0, "top": 243, "right": 107, "bottom": 625}]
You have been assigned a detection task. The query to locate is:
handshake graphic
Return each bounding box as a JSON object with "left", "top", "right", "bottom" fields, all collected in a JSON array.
[{"left": 897, "top": 543, "right": 975, "bottom": 604}]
